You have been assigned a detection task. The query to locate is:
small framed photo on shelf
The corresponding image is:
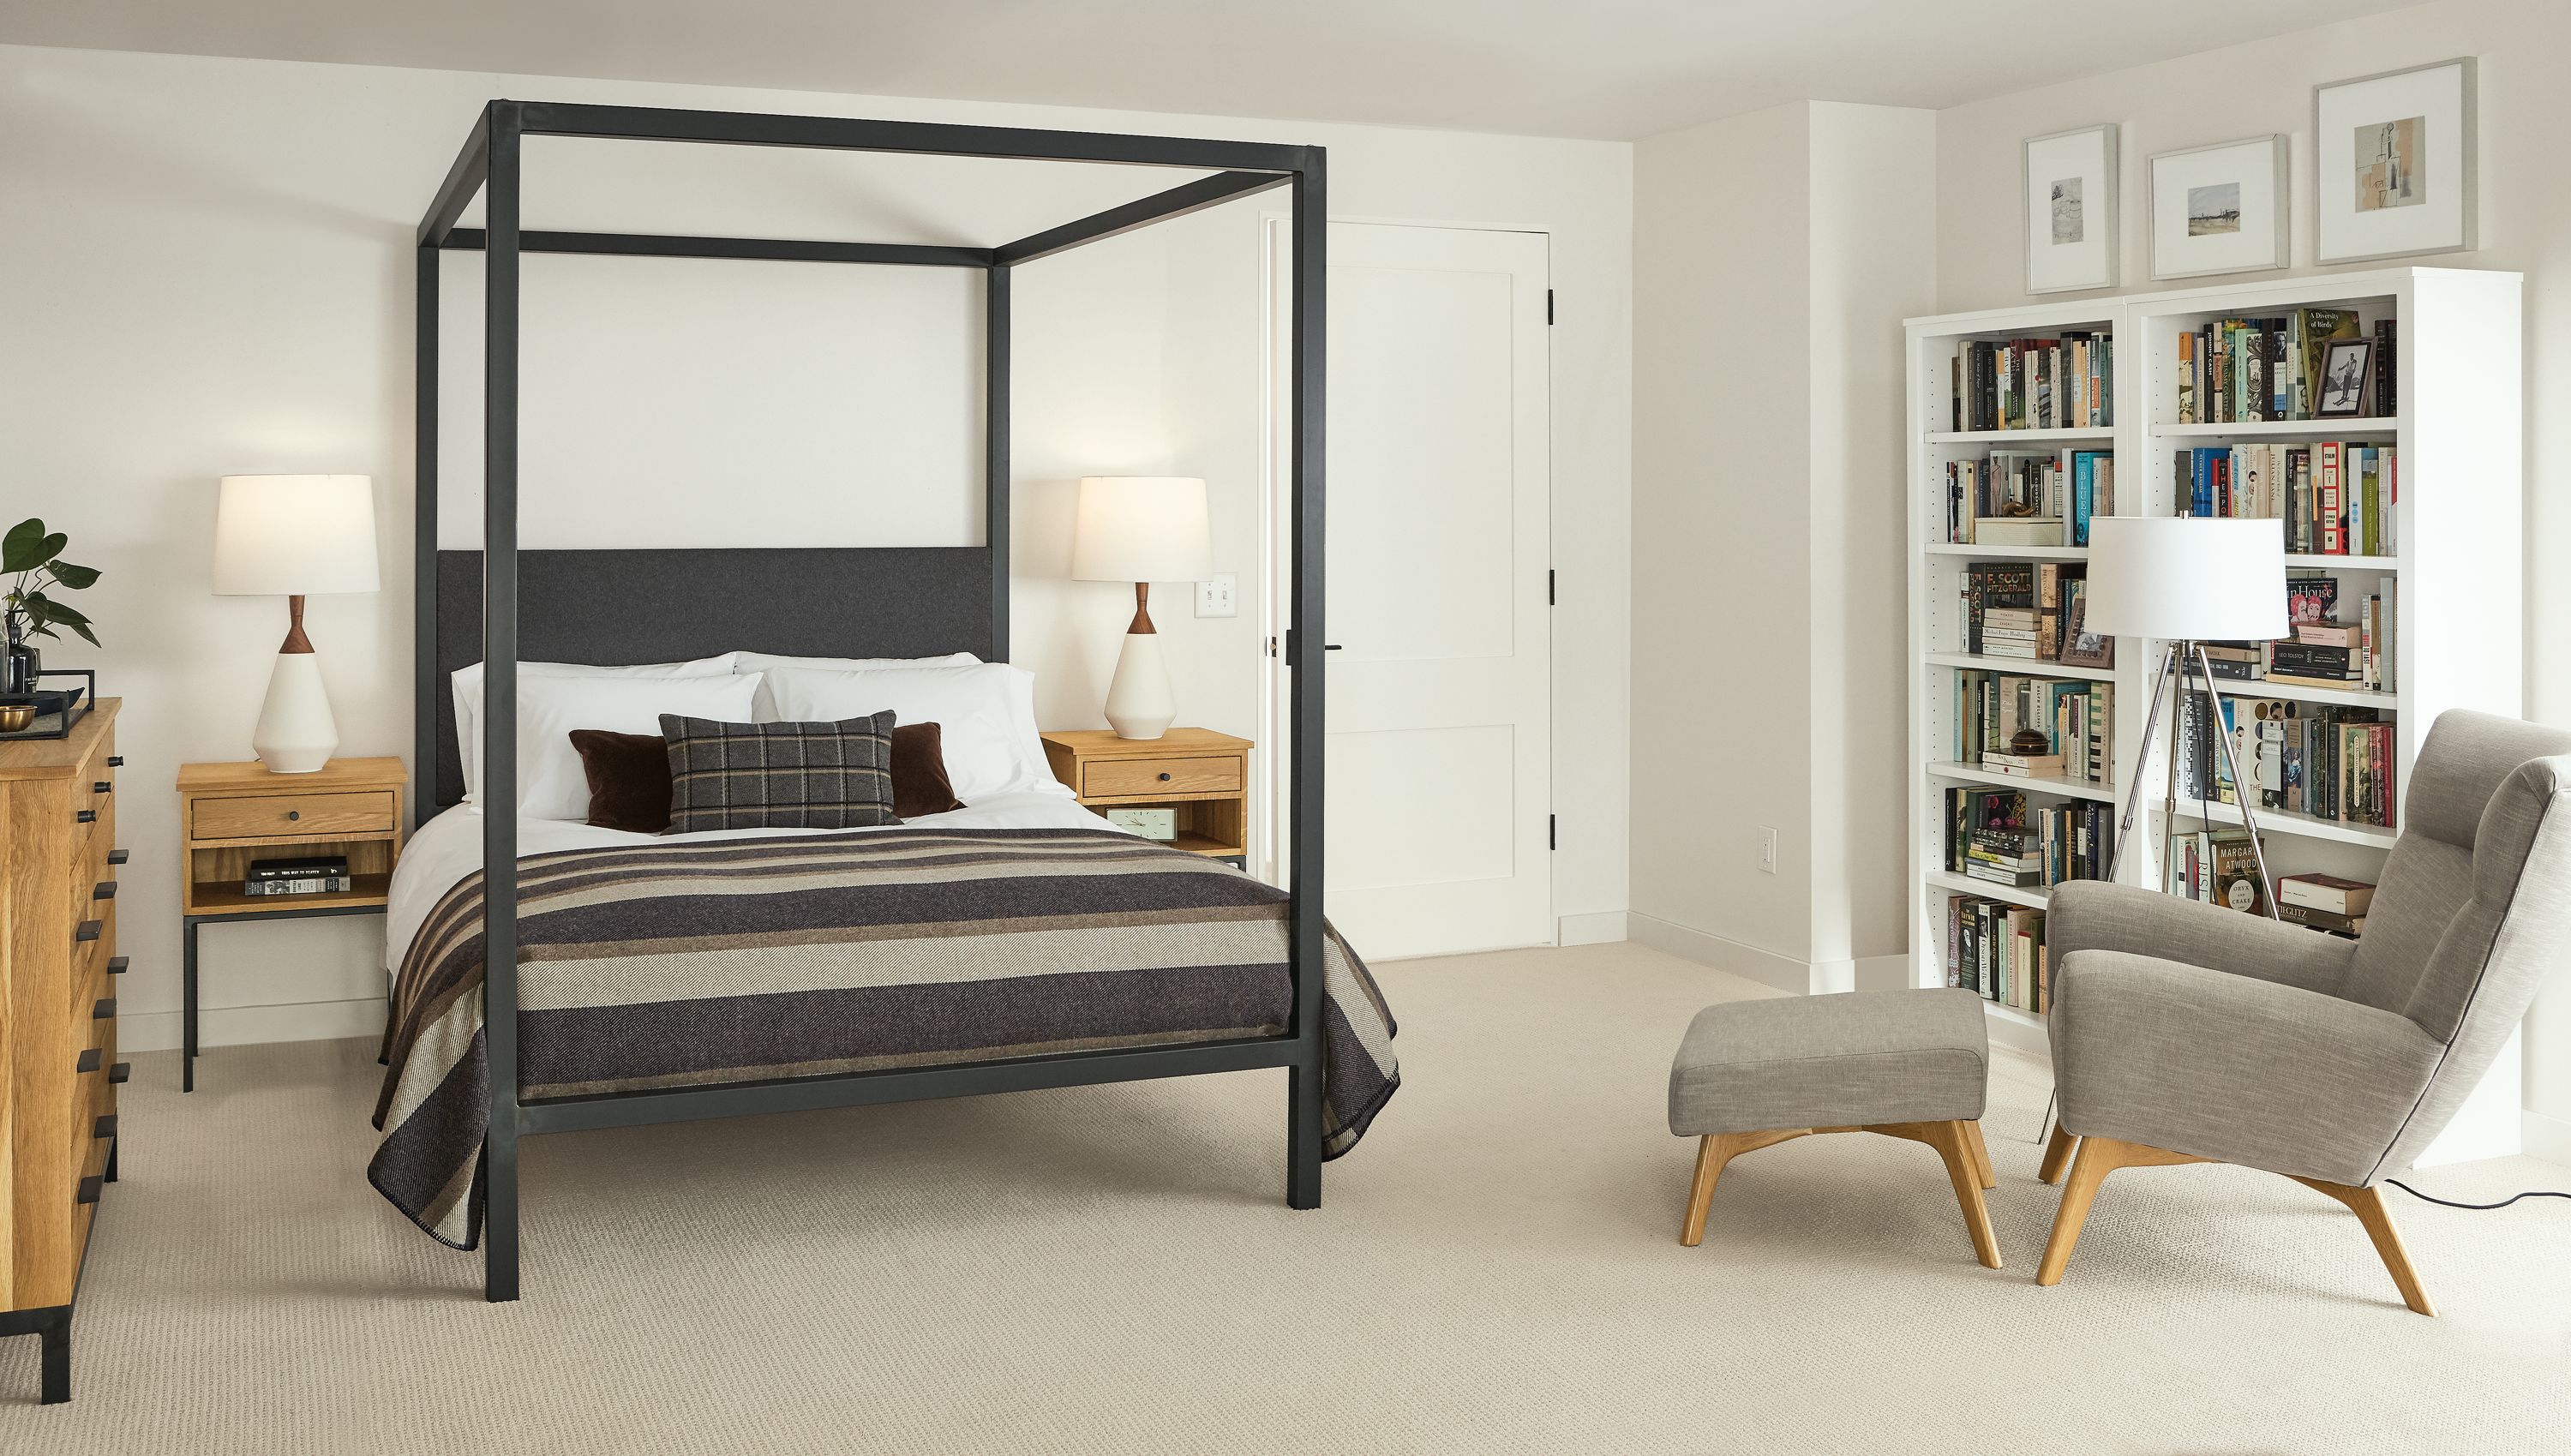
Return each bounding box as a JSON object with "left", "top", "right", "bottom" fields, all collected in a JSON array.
[
  {"left": 2148, "top": 135, "right": 2288, "bottom": 280},
  {"left": 2316, "top": 339, "right": 2376, "bottom": 417},
  {"left": 2058, "top": 587, "right": 2115, "bottom": 669},
  {"left": 2315, "top": 57, "right": 2475, "bottom": 263},
  {"left": 2023, "top": 124, "right": 2119, "bottom": 294}
]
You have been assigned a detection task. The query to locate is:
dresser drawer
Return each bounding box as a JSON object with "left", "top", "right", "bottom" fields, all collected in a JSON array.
[
  {"left": 193, "top": 789, "right": 395, "bottom": 840},
  {"left": 1082, "top": 755, "right": 1244, "bottom": 799}
]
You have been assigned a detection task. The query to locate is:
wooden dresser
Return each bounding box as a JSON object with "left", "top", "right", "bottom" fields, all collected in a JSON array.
[{"left": 0, "top": 697, "right": 123, "bottom": 1405}]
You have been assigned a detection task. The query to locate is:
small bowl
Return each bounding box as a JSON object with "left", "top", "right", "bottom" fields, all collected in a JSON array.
[{"left": 0, "top": 703, "right": 36, "bottom": 732}]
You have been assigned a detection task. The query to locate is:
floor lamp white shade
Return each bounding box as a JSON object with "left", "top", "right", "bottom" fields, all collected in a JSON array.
[
  {"left": 213, "top": 475, "right": 380, "bottom": 773},
  {"left": 1071, "top": 476, "right": 1213, "bottom": 740},
  {"left": 2083, "top": 515, "right": 2288, "bottom": 639}
]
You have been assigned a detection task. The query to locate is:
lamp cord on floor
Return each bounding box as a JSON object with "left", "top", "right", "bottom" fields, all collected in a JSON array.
[{"left": 2386, "top": 1180, "right": 2571, "bottom": 1213}]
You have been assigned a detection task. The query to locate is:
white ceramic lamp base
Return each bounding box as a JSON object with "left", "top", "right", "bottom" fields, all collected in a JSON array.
[
  {"left": 1104, "top": 632, "right": 1175, "bottom": 740},
  {"left": 253, "top": 650, "right": 339, "bottom": 773}
]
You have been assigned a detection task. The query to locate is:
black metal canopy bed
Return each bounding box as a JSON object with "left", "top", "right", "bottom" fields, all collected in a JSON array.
[{"left": 387, "top": 100, "right": 1389, "bottom": 1303}]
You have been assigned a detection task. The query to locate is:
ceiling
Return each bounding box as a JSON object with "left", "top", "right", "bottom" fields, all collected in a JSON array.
[{"left": 0, "top": 0, "right": 2432, "bottom": 141}]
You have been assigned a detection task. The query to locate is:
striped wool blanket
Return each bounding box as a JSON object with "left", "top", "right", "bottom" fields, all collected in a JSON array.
[{"left": 369, "top": 828, "right": 1399, "bottom": 1248}]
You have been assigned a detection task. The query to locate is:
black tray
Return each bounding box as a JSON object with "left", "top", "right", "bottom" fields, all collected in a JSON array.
[{"left": 0, "top": 669, "right": 94, "bottom": 741}]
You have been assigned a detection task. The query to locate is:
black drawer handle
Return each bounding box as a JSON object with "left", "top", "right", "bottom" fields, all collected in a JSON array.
[
  {"left": 75, "top": 809, "right": 97, "bottom": 824},
  {"left": 75, "top": 1048, "right": 99, "bottom": 1074},
  {"left": 108, "top": 1062, "right": 130, "bottom": 1084},
  {"left": 107, "top": 848, "right": 129, "bottom": 865},
  {"left": 94, "top": 880, "right": 117, "bottom": 901},
  {"left": 106, "top": 955, "right": 129, "bottom": 975},
  {"left": 75, "top": 1175, "right": 101, "bottom": 1206},
  {"left": 107, "top": 755, "right": 124, "bottom": 767},
  {"left": 94, "top": 1114, "right": 117, "bottom": 1140},
  {"left": 75, "top": 920, "right": 101, "bottom": 942},
  {"left": 93, "top": 998, "right": 116, "bottom": 1020},
  {"left": 287, "top": 810, "right": 301, "bottom": 822},
  {"left": 1158, "top": 771, "right": 1173, "bottom": 782},
  {"left": 93, "top": 780, "right": 111, "bottom": 794}
]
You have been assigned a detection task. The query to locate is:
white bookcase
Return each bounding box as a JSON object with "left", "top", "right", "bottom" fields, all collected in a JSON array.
[{"left": 1902, "top": 267, "right": 2524, "bottom": 1126}]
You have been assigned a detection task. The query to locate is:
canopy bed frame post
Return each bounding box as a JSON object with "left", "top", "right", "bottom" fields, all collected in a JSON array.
[
  {"left": 986, "top": 263, "right": 1010, "bottom": 658},
  {"left": 478, "top": 100, "right": 527, "bottom": 1303},
  {"left": 411, "top": 243, "right": 439, "bottom": 833},
  {"left": 1284, "top": 162, "right": 1327, "bottom": 1210}
]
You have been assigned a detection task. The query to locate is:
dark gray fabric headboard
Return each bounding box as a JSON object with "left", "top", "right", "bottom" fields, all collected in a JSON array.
[{"left": 428, "top": 546, "right": 998, "bottom": 811}]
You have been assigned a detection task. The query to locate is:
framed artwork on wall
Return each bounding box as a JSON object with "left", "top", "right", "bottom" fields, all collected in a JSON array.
[
  {"left": 2148, "top": 135, "right": 2288, "bottom": 280},
  {"left": 2315, "top": 57, "right": 2476, "bottom": 263},
  {"left": 2023, "top": 124, "right": 2119, "bottom": 294}
]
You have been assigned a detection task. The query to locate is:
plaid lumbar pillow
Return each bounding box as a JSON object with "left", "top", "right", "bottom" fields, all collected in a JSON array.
[{"left": 658, "top": 712, "right": 902, "bottom": 833}]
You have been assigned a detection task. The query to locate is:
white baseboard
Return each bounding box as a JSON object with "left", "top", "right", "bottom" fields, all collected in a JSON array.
[
  {"left": 2522, "top": 1108, "right": 2571, "bottom": 1170},
  {"left": 120, "top": 996, "right": 386, "bottom": 1054},
  {"left": 1627, "top": 913, "right": 1814, "bottom": 994},
  {"left": 1556, "top": 910, "right": 1628, "bottom": 946}
]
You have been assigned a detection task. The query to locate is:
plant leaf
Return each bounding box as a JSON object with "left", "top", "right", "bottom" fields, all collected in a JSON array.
[
  {"left": 24, "top": 594, "right": 99, "bottom": 647},
  {"left": 1, "top": 518, "right": 46, "bottom": 572},
  {"left": 47, "top": 562, "right": 99, "bottom": 590}
]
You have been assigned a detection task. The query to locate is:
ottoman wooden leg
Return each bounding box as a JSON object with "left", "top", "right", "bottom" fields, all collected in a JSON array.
[
  {"left": 1678, "top": 1129, "right": 1809, "bottom": 1247},
  {"left": 1962, "top": 1119, "right": 1997, "bottom": 1190},
  {"left": 1924, "top": 1121, "right": 2004, "bottom": 1270}
]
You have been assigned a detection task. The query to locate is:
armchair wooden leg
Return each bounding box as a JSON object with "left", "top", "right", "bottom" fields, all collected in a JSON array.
[
  {"left": 1962, "top": 1119, "right": 1997, "bottom": 1190},
  {"left": 2035, "top": 1135, "right": 2208, "bottom": 1286},
  {"left": 1925, "top": 1121, "right": 2004, "bottom": 1269},
  {"left": 1678, "top": 1129, "right": 1809, "bottom": 1246},
  {"left": 2037, "top": 1123, "right": 2078, "bottom": 1185},
  {"left": 2290, "top": 1177, "right": 2436, "bottom": 1317}
]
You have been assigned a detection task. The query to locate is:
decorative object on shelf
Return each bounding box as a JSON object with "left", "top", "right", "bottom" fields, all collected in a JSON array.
[
  {"left": 2023, "top": 124, "right": 2119, "bottom": 295},
  {"left": 1070, "top": 476, "right": 1213, "bottom": 740},
  {"left": 2315, "top": 338, "right": 2375, "bottom": 417},
  {"left": 1105, "top": 806, "right": 1178, "bottom": 841},
  {"left": 211, "top": 475, "right": 380, "bottom": 773},
  {"left": 2086, "top": 515, "right": 2287, "bottom": 917},
  {"left": 2315, "top": 57, "right": 2475, "bottom": 264},
  {"left": 3, "top": 517, "right": 103, "bottom": 696},
  {"left": 2148, "top": 135, "right": 2289, "bottom": 280},
  {"left": 0, "top": 703, "right": 30, "bottom": 732}
]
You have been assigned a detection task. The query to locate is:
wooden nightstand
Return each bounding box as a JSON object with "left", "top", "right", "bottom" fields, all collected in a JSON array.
[
  {"left": 1040, "top": 728, "right": 1251, "bottom": 865},
  {"left": 175, "top": 757, "right": 406, "bottom": 1092}
]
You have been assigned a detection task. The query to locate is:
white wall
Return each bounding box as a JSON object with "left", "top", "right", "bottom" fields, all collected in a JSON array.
[
  {"left": 1631, "top": 101, "right": 1934, "bottom": 992},
  {"left": 1928, "top": 0, "right": 2571, "bottom": 1156},
  {"left": 0, "top": 43, "right": 1631, "bottom": 1052}
]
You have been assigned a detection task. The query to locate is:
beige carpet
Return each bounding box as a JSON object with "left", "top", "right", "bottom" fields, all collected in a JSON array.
[{"left": 3, "top": 942, "right": 2566, "bottom": 1453}]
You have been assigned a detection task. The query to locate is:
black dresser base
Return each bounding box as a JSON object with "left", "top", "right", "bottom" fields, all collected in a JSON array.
[{"left": 0, "top": 1303, "right": 70, "bottom": 1405}]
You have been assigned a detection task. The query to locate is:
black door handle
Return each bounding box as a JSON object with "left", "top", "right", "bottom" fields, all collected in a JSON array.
[
  {"left": 107, "top": 755, "right": 124, "bottom": 766},
  {"left": 75, "top": 809, "right": 97, "bottom": 824},
  {"left": 106, "top": 956, "right": 129, "bottom": 974},
  {"left": 75, "top": 920, "right": 101, "bottom": 943},
  {"left": 93, "top": 998, "right": 116, "bottom": 1020},
  {"left": 1325, "top": 644, "right": 1343, "bottom": 650},
  {"left": 93, "top": 881, "right": 117, "bottom": 901},
  {"left": 107, "top": 848, "right": 129, "bottom": 865}
]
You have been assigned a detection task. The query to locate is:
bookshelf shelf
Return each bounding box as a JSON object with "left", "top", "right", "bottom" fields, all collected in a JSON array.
[{"left": 1908, "top": 267, "right": 2523, "bottom": 1052}]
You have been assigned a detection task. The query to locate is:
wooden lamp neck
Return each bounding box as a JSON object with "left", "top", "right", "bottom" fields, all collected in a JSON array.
[
  {"left": 1127, "top": 581, "right": 1156, "bottom": 636},
  {"left": 279, "top": 594, "right": 314, "bottom": 655}
]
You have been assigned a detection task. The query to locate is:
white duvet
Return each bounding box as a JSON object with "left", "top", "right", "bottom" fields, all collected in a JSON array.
[{"left": 384, "top": 792, "right": 1128, "bottom": 975}]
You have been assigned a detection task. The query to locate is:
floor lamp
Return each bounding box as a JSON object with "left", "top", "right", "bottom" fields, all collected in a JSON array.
[{"left": 2084, "top": 515, "right": 2291, "bottom": 915}]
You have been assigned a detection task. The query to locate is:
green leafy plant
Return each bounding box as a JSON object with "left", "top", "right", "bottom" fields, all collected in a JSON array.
[{"left": 3, "top": 518, "right": 102, "bottom": 648}]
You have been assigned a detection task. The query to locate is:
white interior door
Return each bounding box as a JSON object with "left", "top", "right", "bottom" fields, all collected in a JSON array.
[{"left": 1265, "top": 221, "right": 1553, "bottom": 960}]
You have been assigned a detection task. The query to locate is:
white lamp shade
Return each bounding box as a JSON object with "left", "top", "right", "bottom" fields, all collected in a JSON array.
[
  {"left": 1070, "top": 476, "right": 1213, "bottom": 584},
  {"left": 213, "top": 475, "right": 381, "bottom": 596},
  {"left": 2083, "top": 515, "right": 2287, "bottom": 640}
]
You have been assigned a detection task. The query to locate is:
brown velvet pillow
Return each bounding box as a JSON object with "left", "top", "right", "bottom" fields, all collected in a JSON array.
[{"left": 569, "top": 721, "right": 964, "bottom": 832}]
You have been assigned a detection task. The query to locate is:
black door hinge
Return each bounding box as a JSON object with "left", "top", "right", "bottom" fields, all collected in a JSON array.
[
  {"left": 1549, "top": 814, "right": 1557, "bottom": 851},
  {"left": 1546, "top": 289, "right": 1555, "bottom": 325},
  {"left": 1548, "top": 569, "right": 1555, "bottom": 606}
]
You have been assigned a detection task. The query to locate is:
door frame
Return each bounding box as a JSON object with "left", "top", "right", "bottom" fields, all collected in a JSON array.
[{"left": 1254, "top": 214, "right": 1557, "bottom": 944}]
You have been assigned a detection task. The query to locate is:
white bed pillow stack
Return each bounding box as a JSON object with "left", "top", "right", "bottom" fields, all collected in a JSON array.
[
  {"left": 452, "top": 654, "right": 740, "bottom": 804},
  {"left": 763, "top": 662, "right": 1066, "bottom": 803}
]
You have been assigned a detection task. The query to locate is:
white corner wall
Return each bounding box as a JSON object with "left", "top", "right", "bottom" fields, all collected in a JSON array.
[
  {"left": 0, "top": 43, "right": 1631, "bottom": 1052},
  {"left": 1632, "top": 101, "right": 1933, "bottom": 993}
]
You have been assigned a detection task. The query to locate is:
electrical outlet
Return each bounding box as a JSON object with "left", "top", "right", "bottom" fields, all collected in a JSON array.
[
  {"left": 1195, "top": 572, "right": 1238, "bottom": 619},
  {"left": 1759, "top": 827, "right": 1778, "bottom": 874}
]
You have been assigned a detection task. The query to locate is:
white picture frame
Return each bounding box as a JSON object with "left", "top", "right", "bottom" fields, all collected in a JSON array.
[
  {"left": 2148, "top": 135, "right": 2289, "bottom": 280},
  {"left": 2023, "top": 124, "right": 2119, "bottom": 294},
  {"left": 2315, "top": 57, "right": 2477, "bottom": 264}
]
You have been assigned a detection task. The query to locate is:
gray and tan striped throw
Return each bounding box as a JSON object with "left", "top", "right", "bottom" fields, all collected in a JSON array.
[
  {"left": 369, "top": 828, "right": 1399, "bottom": 1249},
  {"left": 659, "top": 711, "right": 900, "bottom": 831}
]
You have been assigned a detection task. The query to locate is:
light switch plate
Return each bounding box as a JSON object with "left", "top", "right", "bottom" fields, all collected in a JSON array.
[{"left": 1195, "top": 572, "right": 1238, "bottom": 618}]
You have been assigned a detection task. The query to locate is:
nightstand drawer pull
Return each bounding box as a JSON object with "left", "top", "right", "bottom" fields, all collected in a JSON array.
[
  {"left": 93, "top": 998, "right": 116, "bottom": 1021},
  {"left": 75, "top": 1176, "right": 102, "bottom": 1206},
  {"left": 75, "top": 809, "right": 97, "bottom": 824},
  {"left": 75, "top": 1049, "right": 100, "bottom": 1074},
  {"left": 1159, "top": 772, "right": 1172, "bottom": 782},
  {"left": 107, "top": 755, "right": 124, "bottom": 767},
  {"left": 191, "top": 789, "right": 394, "bottom": 840},
  {"left": 106, "top": 956, "right": 129, "bottom": 974},
  {"left": 107, "top": 1062, "right": 129, "bottom": 1084},
  {"left": 107, "top": 848, "right": 129, "bottom": 865},
  {"left": 94, "top": 880, "right": 117, "bottom": 901},
  {"left": 94, "top": 780, "right": 112, "bottom": 794},
  {"left": 94, "top": 1115, "right": 117, "bottom": 1140},
  {"left": 75, "top": 920, "right": 102, "bottom": 943},
  {"left": 287, "top": 810, "right": 300, "bottom": 821}
]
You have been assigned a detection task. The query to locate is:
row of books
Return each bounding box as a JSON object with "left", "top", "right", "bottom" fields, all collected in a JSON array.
[
  {"left": 2172, "top": 310, "right": 2395, "bottom": 423},
  {"left": 2178, "top": 696, "right": 2398, "bottom": 829},
  {"left": 1948, "top": 334, "right": 2115, "bottom": 433},
  {"left": 1954, "top": 670, "right": 2114, "bottom": 785},
  {"left": 2276, "top": 872, "right": 2374, "bottom": 938},
  {"left": 1944, "top": 788, "right": 2115, "bottom": 889},
  {"left": 1960, "top": 561, "right": 2115, "bottom": 669},
  {"left": 1940, "top": 449, "right": 2115, "bottom": 546},
  {"left": 2165, "top": 828, "right": 2268, "bottom": 913},
  {"left": 1943, "top": 896, "right": 2050, "bottom": 1013},
  {"left": 2193, "top": 574, "right": 2395, "bottom": 692},
  {"left": 241, "top": 855, "right": 352, "bottom": 896},
  {"left": 2175, "top": 442, "right": 2395, "bottom": 557}
]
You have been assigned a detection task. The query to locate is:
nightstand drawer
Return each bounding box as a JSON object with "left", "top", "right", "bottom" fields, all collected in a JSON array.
[
  {"left": 192, "top": 790, "right": 395, "bottom": 840},
  {"left": 1083, "top": 755, "right": 1244, "bottom": 799}
]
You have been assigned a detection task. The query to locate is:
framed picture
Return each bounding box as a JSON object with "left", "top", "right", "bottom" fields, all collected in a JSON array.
[
  {"left": 2023, "top": 124, "right": 2119, "bottom": 294},
  {"left": 2315, "top": 57, "right": 2476, "bottom": 263},
  {"left": 2058, "top": 584, "right": 2115, "bottom": 669},
  {"left": 2316, "top": 339, "right": 2375, "bottom": 417},
  {"left": 2148, "top": 135, "right": 2289, "bottom": 279}
]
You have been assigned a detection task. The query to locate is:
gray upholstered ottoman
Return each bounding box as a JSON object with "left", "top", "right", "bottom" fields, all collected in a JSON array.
[{"left": 1668, "top": 988, "right": 2000, "bottom": 1268}]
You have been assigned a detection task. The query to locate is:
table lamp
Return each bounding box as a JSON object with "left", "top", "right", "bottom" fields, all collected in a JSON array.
[
  {"left": 2085, "top": 514, "right": 2288, "bottom": 912},
  {"left": 213, "top": 475, "right": 380, "bottom": 773},
  {"left": 1070, "top": 476, "right": 1212, "bottom": 740}
]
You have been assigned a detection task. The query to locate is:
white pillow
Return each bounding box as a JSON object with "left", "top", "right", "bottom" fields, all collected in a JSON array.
[
  {"left": 452, "top": 655, "right": 737, "bottom": 800},
  {"left": 738, "top": 651, "right": 980, "bottom": 718},
  {"left": 762, "top": 663, "right": 1064, "bottom": 804},
  {"left": 474, "top": 673, "right": 762, "bottom": 821}
]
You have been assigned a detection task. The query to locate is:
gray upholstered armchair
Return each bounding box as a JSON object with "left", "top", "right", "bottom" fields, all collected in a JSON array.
[{"left": 2035, "top": 710, "right": 2571, "bottom": 1315}]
